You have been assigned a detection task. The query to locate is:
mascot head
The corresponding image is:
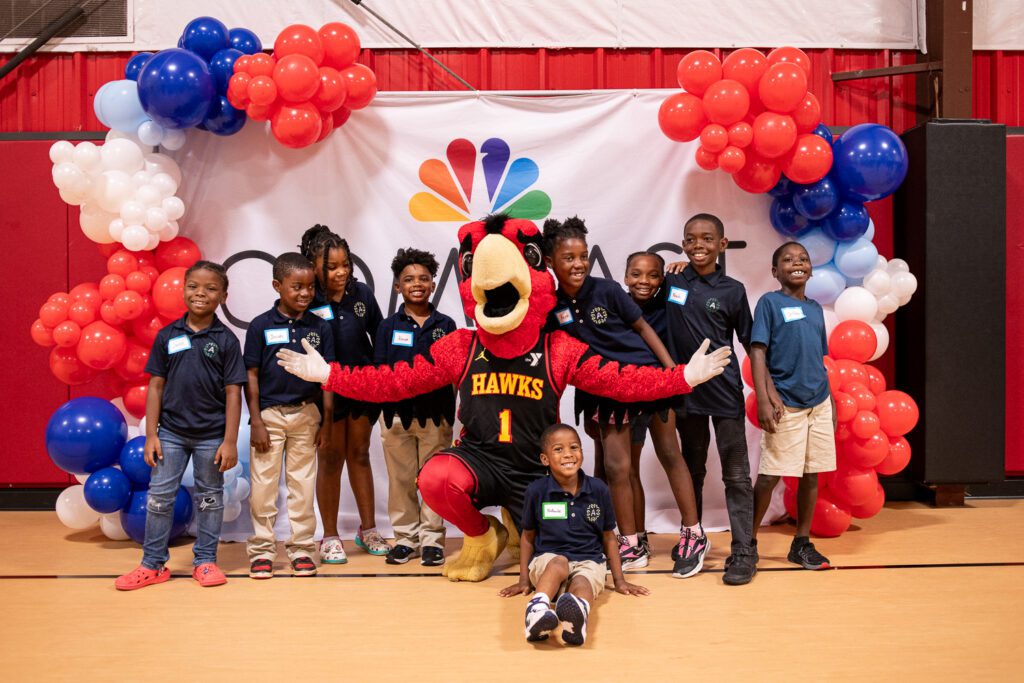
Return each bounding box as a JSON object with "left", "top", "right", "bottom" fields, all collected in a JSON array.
[{"left": 457, "top": 214, "right": 557, "bottom": 358}]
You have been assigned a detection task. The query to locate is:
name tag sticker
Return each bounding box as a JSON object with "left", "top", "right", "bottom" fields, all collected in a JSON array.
[
  {"left": 541, "top": 502, "right": 568, "bottom": 520},
  {"left": 392, "top": 330, "right": 414, "bottom": 347},
  {"left": 555, "top": 308, "right": 573, "bottom": 326},
  {"left": 310, "top": 305, "right": 334, "bottom": 321},
  {"left": 167, "top": 335, "right": 191, "bottom": 355},
  {"left": 781, "top": 306, "right": 806, "bottom": 323},
  {"left": 668, "top": 286, "right": 689, "bottom": 306},
  {"left": 265, "top": 328, "right": 290, "bottom": 345}
]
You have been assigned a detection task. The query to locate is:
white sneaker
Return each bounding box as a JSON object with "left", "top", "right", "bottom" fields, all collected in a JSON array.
[{"left": 320, "top": 538, "right": 348, "bottom": 564}]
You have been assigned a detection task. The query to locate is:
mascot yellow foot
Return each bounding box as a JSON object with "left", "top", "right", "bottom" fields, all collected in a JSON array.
[
  {"left": 442, "top": 516, "right": 508, "bottom": 582},
  {"left": 501, "top": 508, "right": 521, "bottom": 562}
]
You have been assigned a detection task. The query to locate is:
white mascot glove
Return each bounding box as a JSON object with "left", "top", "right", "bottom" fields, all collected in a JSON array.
[
  {"left": 683, "top": 338, "right": 732, "bottom": 387},
  {"left": 276, "top": 338, "right": 331, "bottom": 384}
]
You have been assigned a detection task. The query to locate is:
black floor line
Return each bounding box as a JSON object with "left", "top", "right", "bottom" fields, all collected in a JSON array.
[{"left": 2, "top": 561, "right": 1022, "bottom": 580}]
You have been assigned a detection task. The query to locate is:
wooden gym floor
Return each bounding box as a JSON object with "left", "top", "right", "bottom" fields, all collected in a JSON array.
[{"left": 1, "top": 499, "right": 1022, "bottom": 682}]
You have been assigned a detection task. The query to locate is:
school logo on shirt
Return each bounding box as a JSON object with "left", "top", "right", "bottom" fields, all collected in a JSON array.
[
  {"left": 353, "top": 302, "right": 366, "bottom": 317},
  {"left": 586, "top": 503, "right": 601, "bottom": 523},
  {"left": 431, "top": 328, "right": 447, "bottom": 341},
  {"left": 705, "top": 297, "right": 721, "bottom": 313},
  {"left": 589, "top": 306, "right": 608, "bottom": 325},
  {"left": 202, "top": 341, "right": 219, "bottom": 358},
  {"left": 304, "top": 331, "right": 322, "bottom": 348}
]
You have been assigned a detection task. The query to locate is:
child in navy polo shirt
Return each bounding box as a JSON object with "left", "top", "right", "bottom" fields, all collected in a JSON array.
[
  {"left": 500, "top": 424, "right": 647, "bottom": 647},
  {"left": 750, "top": 241, "right": 837, "bottom": 571},
  {"left": 115, "top": 261, "right": 246, "bottom": 591},
  {"left": 374, "top": 248, "right": 457, "bottom": 567},
  {"left": 543, "top": 217, "right": 708, "bottom": 579},
  {"left": 244, "top": 253, "right": 336, "bottom": 579},
  {"left": 299, "top": 224, "right": 388, "bottom": 563},
  {"left": 663, "top": 214, "right": 757, "bottom": 585}
]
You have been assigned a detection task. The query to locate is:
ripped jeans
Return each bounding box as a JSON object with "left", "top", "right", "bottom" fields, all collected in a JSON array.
[{"left": 141, "top": 427, "right": 224, "bottom": 569}]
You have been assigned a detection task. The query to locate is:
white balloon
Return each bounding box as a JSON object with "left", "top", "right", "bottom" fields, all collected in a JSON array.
[
  {"left": 886, "top": 258, "right": 910, "bottom": 275},
  {"left": 120, "top": 200, "right": 146, "bottom": 225},
  {"left": 138, "top": 416, "right": 147, "bottom": 434},
  {"left": 834, "top": 286, "right": 878, "bottom": 323},
  {"left": 232, "top": 477, "right": 250, "bottom": 501},
  {"left": 869, "top": 322, "right": 890, "bottom": 361},
  {"left": 222, "top": 501, "right": 242, "bottom": 523},
  {"left": 49, "top": 140, "right": 74, "bottom": 164},
  {"left": 897, "top": 291, "right": 913, "bottom": 306},
  {"left": 874, "top": 255, "right": 888, "bottom": 271},
  {"left": 823, "top": 306, "right": 839, "bottom": 338},
  {"left": 100, "top": 138, "right": 145, "bottom": 174},
  {"left": 100, "top": 512, "right": 131, "bottom": 541},
  {"left": 144, "top": 207, "right": 168, "bottom": 232},
  {"left": 59, "top": 187, "right": 91, "bottom": 207},
  {"left": 158, "top": 220, "right": 180, "bottom": 241},
  {"left": 137, "top": 120, "right": 165, "bottom": 147},
  {"left": 890, "top": 271, "right": 918, "bottom": 299},
  {"left": 74, "top": 473, "right": 90, "bottom": 484},
  {"left": 863, "top": 269, "right": 892, "bottom": 298},
  {"left": 121, "top": 224, "right": 150, "bottom": 251},
  {"left": 161, "top": 196, "right": 185, "bottom": 221},
  {"left": 877, "top": 293, "right": 900, "bottom": 316},
  {"left": 143, "top": 153, "right": 182, "bottom": 186},
  {"left": 80, "top": 208, "right": 118, "bottom": 242},
  {"left": 55, "top": 485, "right": 100, "bottom": 530},
  {"left": 149, "top": 172, "right": 178, "bottom": 199},
  {"left": 52, "top": 162, "right": 86, "bottom": 191},
  {"left": 105, "top": 128, "right": 141, "bottom": 146},
  {"left": 144, "top": 232, "right": 161, "bottom": 251},
  {"left": 108, "top": 218, "right": 127, "bottom": 240},
  {"left": 131, "top": 170, "right": 153, "bottom": 188},
  {"left": 96, "top": 170, "right": 135, "bottom": 213},
  {"left": 127, "top": 425, "right": 141, "bottom": 439},
  {"left": 161, "top": 128, "right": 187, "bottom": 151},
  {"left": 72, "top": 141, "right": 101, "bottom": 171},
  {"left": 134, "top": 183, "right": 162, "bottom": 207}
]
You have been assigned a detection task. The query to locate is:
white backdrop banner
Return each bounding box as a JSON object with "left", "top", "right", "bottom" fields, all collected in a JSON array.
[{"left": 173, "top": 90, "right": 787, "bottom": 539}]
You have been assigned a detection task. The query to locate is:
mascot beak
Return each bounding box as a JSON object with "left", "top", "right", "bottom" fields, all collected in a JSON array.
[{"left": 470, "top": 234, "right": 533, "bottom": 335}]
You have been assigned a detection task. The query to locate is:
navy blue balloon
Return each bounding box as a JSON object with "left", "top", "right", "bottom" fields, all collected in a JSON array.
[
  {"left": 811, "top": 123, "right": 833, "bottom": 143},
  {"left": 119, "top": 436, "right": 151, "bottom": 488},
  {"left": 821, "top": 200, "right": 870, "bottom": 241},
  {"left": 229, "top": 27, "right": 263, "bottom": 55},
  {"left": 119, "top": 487, "right": 192, "bottom": 544},
  {"left": 208, "top": 48, "right": 242, "bottom": 94},
  {"left": 203, "top": 95, "right": 247, "bottom": 136},
  {"left": 768, "top": 176, "right": 792, "bottom": 198},
  {"left": 137, "top": 48, "right": 215, "bottom": 129},
  {"left": 792, "top": 174, "right": 840, "bottom": 220},
  {"left": 125, "top": 52, "right": 154, "bottom": 81},
  {"left": 84, "top": 467, "right": 132, "bottom": 514},
  {"left": 181, "top": 16, "right": 230, "bottom": 62},
  {"left": 45, "top": 397, "right": 127, "bottom": 475},
  {"left": 770, "top": 196, "right": 811, "bottom": 237},
  {"left": 173, "top": 487, "right": 194, "bottom": 529},
  {"left": 831, "top": 123, "right": 909, "bottom": 202}
]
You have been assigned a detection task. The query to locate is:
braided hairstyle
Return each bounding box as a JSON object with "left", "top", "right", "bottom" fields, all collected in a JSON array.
[
  {"left": 541, "top": 215, "right": 589, "bottom": 257},
  {"left": 298, "top": 223, "right": 356, "bottom": 294}
]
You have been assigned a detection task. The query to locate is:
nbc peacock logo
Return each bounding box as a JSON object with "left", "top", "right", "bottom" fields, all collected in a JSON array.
[{"left": 409, "top": 138, "right": 552, "bottom": 222}]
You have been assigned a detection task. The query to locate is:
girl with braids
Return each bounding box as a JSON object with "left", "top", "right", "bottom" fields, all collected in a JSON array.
[{"left": 299, "top": 224, "right": 389, "bottom": 562}]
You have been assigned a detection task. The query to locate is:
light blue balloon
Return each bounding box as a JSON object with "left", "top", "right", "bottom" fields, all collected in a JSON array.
[
  {"left": 796, "top": 228, "right": 837, "bottom": 267},
  {"left": 182, "top": 460, "right": 195, "bottom": 488},
  {"left": 834, "top": 237, "right": 879, "bottom": 280},
  {"left": 97, "top": 80, "right": 150, "bottom": 134},
  {"left": 864, "top": 218, "right": 875, "bottom": 242},
  {"left": 805, "top": 263, "right": 847, "bottom": 306},
  {"left": 223, "top": 463, "right": 240, "bottom": 490}
]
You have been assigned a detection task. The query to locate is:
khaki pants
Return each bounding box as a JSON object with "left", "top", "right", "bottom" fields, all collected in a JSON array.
[
  {"left": 247, "top": 403, "right": 320, "bottom": 562},
  {"left": 380, "top": 417, "right": 453, "bottom": 550},
  {"left": 528, "top": 553, "right": 607, "bottom": 598}
]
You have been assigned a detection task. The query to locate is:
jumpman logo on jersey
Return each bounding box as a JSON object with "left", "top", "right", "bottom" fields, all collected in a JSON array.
[{"left": 474, "top": 348, "right": 489, "bottom": 363}]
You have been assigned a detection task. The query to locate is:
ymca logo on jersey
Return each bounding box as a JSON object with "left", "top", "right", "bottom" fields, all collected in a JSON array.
[
  {"left": 304, "top": 331, "right": 322, "bottom": 348},
  {"left": 589, "top": 306, "right": 608, "bottom": 325},
  {"left": 202, "top": 341, "right": 219, "bottom": 358},
  {"left": 353, "top": 302, "right": 366, "bottom": 318},
  {"left": 470, "top": 372, "right": 545, "bottom": 400},
  {"left": 525, "top": 352, "right": 543, "bottom": 367}
]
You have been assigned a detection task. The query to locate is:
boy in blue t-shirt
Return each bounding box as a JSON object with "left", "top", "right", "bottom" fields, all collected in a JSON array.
[
  {"left": 499, "top": 424, "right": 648, "bottom": 647},
  {"left": 750, "top": 242, "right": 837, "bottom": 571}
]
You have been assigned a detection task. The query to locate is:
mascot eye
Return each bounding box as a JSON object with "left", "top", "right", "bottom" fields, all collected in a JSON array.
[
  {"left": 523, "top": 243, "right": 543, "bottom": 269},
  {"left": 461, "top": 252, "right": 473, "bottom": 276}
]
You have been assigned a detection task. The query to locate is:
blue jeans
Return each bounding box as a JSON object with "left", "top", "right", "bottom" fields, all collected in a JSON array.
[{"left": 141, "top": 427, "right": 224, "bottom": 569}]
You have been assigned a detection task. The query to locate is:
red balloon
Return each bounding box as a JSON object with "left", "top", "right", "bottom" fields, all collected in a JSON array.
[
  {"left": 311, "top": 66, "right": 347, "bottom": 112},
  {"left": 833, "top": 359, "right": 868, "bottom": 389},
  {"left": 248, "top": 53, "right": 277, "bottom": 78},
  {"left": 722, "top": 48, "right": 768, "bottom": 96},
  {"left": 694, "top": 146, "right": 719, "bottom": 171},
  {"left": 49, "top": 345, "right": 99, "bottom": 385},
  {"left": 30, "top": 318, "right": 55, "bottom": 347},
  {"left": 846, "top": 431, "right": 889, "bottom": 468},
  {"left": 744, "top": 391, "right": 760, "bottom": 428},
  {"left": 875, "top": 390, "right": 919, "bottom": 437},
  {"left": 850, "top": 409, "right": 881, "bottom": 440},
  {"left": 125, "top": 271, "right": 152, "bottom": 294},
  {"left": 99, "top": 274, "right": 126, "bottom": 301},
  {"left": 107, "top": 250, "right": 139, "bottom": 277},
  {"left": 835, "top": 422, "right": 853, "bottom": 443},
  {"left": 67, "top": 300, "right": 98, "bottom": 327},
  {"left": 122, "top": 382, "right": 148, "bottom": 420},
  {"left": 843, "top": 381, "right": 877, "bottom": 412},
  {"left": 76, "top": 321, "right": 127, "bottom": 371},
  {"left": 332, "top": 107, "right": 352, "bottom": 129},
  {"left": 69, "top": 283, "right": 101, "bottom": 308},
  {"left": 758, "top": 62, "right": 808, "bottom": 113},
  {"left": 792, "top": 93, "right": 822, "bottom": 133},
  {"left": 227, "top": 73, "right": 251, "bottom": 109},
  {"left": 751, "top": 112, "right": 797, "bottom": 159},
  {"left": 339, "top": 64, "right": 376, "bottom": 110},
  {"left": 233, "top": 54, "right": 253, "bottom": 75},
  {"left": 702, "top": 79, "right": 750, "bottom": 126},
  {"left": 155, "top": 237, "right": 201, "bottom": 271},
  {"left": 152, "top": 267, "right": 188, "bottom": 320},
  {"left": 676, "top": 50, "right": 723, "bottom": 96},
  {"left": 849, "top": 482, "right": 885, "bottom": 519},
  {"left": 274, "top": 24, "right": 324, "bottom": 64},
  {"left": 273, "top": 54, "right": 320, "bottom": 103},
  {"left": 810, "top": 495, "right": 851, "bottom": 538},
  {"left": 271, "top": 102, "right": 323, "bottom": 149},
  {"left": 658, "top": 92, "right": 707, "bottom": 142},
  {"left": 699, "top": 124, "right": 729, "bottom": 153},
  {"left": 864, "top": 365, "right": 887, "bottom": 395},
  {"left": 100, "top": 300, "right": 125, "bottom": 327},
  {"left": 830, "top": 466, "right": 879, "bottom": 508},
  {"left": 727, "top": 121, "right": 753, "bottom": 148},
  {"left": 48, "top": 292, "right": 70, "bottom": 305},
  {"left": 828, "top": 320, "right": 877, "bottom": 362},
  {"left": 718, "top": 146, "right": 746, "bottom": 174},
  {"left": 52, "top": 321, "right": 82, "bottom": 348},
  {"left": 115, "top": 341, "right": 151, "bottom": 382},
  {"left": 782, "top": 133, "right": 833, "bottom": 184},
  {"left": 320, "top": 22, "right": 361, "bottom": 70},
  {"left": 113, "top": 290, "right": 145, "bottom": 320},
  {"left": 767, "top": 46, "right": 812, "bottom": 76},
  {"left": 732, "top": 153, "right": 780, "bottom": 194},
  {"left": 39, "top": 300, "right": 69, "bottom": 328},
  {"left": 247, "top": 75, "right": 278, "bottom": 107},
  {"left": 133, "top": 314, "right": 166, "bottom": 347},
  {"left": 741, "top": 355, "right": 754, "bottom": 388},
  {"left": 833, "top": 391, "right": 857, "bottom": 423},
  {"left": 315, "top": 109, "right": 335, "bottom": 143},
  {"left": 823, "top": 355, "right": 841, "bottom": 394},
  {"left": 875, "top": 436, "right": 911, "bottom": 476}
]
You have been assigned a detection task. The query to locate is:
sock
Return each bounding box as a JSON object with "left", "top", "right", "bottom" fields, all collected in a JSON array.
[
  {"left": 529, "top": 592, "right": 552, "bottom": 608},
  {"left": 684, "top": 523, "right": 704, "bottom": 537},
  {"left": 793, "top": 535, "right": 810, "bottom": 547},
  {"left": 322, "top": 535, "right": 339, "bottom": 542},
  {"left": 624, "top": 533, "right": 639, "bottom": 547}
]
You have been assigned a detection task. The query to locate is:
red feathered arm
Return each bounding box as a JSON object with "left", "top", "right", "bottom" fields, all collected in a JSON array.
[
  {"left": 547, "top": 330, "right": 693, "bottom": 400},
  {"left": 323, "top": 329, "right": 472, "bottom": 403}
]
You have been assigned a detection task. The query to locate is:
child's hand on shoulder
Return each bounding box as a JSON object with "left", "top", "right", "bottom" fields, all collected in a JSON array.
[
  {"left": 498, "top": 580, "right": 531, "bottom": 597},
  {"left": 144, "top": 435, "right": 162, "bottom": 467},
  {"left": 664, "top": 260, "right": 687, "bottom": 275},
  {"left": 251, "top": 421, "right": 270, "bottom": 453},
  {"left": 215, "top": 441, "right": 238, "bottom": 472},
  {"left": 614, "top": 579, "right": 650, "bottom": 596}
]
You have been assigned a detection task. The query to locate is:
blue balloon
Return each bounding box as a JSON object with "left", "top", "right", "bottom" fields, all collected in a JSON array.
[
  {"left": 118, "top": 436, "right": 151, "bottom": 488},
  {"left": 863, "top": 218, "right": 875, "bottom": 242},
  {"left": 811, "top": 123, "right": 833, "bottom": 143},
  {"left": 768, "top": 176, "right": 792, "bottom": 198},
  {"left": 208, "top": 48, "right": 243, "bottom": 93},
  {"left": 796, "top": 227, "right": 837, "bottom": 267},
  {"left": 125, "top": 52, "right": 154, "bottom": 81},
  {"left": 770, "top": 196, "right": 810, "bottom": 237},
  {"left": 181, "top": 16, "right": 230, "bottom": 62},
  {"left": 831, "top": 123, "right": 909, "bottom": 202},
  {"left": 834, "top": 237, "right": 880, "bottom": 280},
  {"left": 229, "top": 27, "right": 263, "bottom": 55},
  {"left": 203, "top": 95, "right": 247, "bottom": 135},
  {"left": 46, "top": 398, "right": 127, "bottom": 475},
  {"left": 173, "top": 486, "right": 194, "bottom": 529},
  {"left": 96, "top": 79, "right": 150, "bottom": 134},
  {"left": 137, "top": 49, "right": 215, "bottom": 129},
  {"left": 84, "top": 467, "right": 132, "bottom": 514},
  {"left": 805, "top": 263, "right": 847, "bottom": 306},
  {"left": 792, "top": 174, "right": 840, "bottom": 220},
  {"left": 182, "top": 461, "right": 195, "bottom": 488},
  {"left": 821, "top": 200, "right": 870, "bottom": 241},
  {"left": 119, "top": 487, "right": 192, "bottom": 544}
]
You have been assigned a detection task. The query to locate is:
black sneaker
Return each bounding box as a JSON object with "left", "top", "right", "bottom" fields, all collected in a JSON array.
[
  {"left": 555, "top": 593, "right": 589, "bottom": 646},
  {"left": 291, "top": 555, "right": 318, "bottom": 576},
  {"left": 618, "top": 534, "right": 650, "bottom": 570},
  {"left": 249, "top": 558, "right": 273, "bottom": 579},
  {"left": 421, "top": 546, "right": 445, "bottom": 566},
  {"left": 723, "top": 552, "right": 757, "bottom": 585},
  {"left": 385, "top": 544, "right": 418, "bottom": 565},
  {"left": 788, "top": 538, "right": 830, "bottom": 570},
  {"left": 671, "top": 528, "right": 710, "bottom": 578},
  {"left": 638, "top": 531, "right": 652, "bottom": 558}
]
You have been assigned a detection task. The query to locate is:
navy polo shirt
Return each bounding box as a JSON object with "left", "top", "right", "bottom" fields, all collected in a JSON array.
[
  {"left": 243, "top": 303, "right": 336, "bottom": 411},
  {"left": 547, "top": 275, "right": 657, "bottom": 366},
  {"left": 521, "top": 472, "right": 616, "bottom": 563},
  {"left": 145, "top": 314, "right": 247, "bottom": 440},
  {"left": 750, "top": 291, "right": 830, "bottom": 409},
  {"left": 637, "top": 294, "right": 667, "bottom": 340},
  {"left": 665, "top": 265, "right": 753, "bottom": 418},
  {"left": 309, "top": 281, "right": 382, "bottom": 366}
]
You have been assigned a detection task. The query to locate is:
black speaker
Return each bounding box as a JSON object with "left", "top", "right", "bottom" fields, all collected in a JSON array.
[{"left": 892, "top": 120, "right": 1006, "bottom": 489}]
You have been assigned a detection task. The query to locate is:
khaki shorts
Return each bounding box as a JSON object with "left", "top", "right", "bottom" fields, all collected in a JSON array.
[
  {"left": 759, "top": 397, "right": 836, "bottom": 477},
  {"left": 528, "top": 553, "right": 607, "bottom": 598}
]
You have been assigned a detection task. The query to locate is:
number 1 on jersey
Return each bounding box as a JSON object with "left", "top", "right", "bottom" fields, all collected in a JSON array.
[{"left": 498, "top": 408, "right": 513, "bottom": 443}]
